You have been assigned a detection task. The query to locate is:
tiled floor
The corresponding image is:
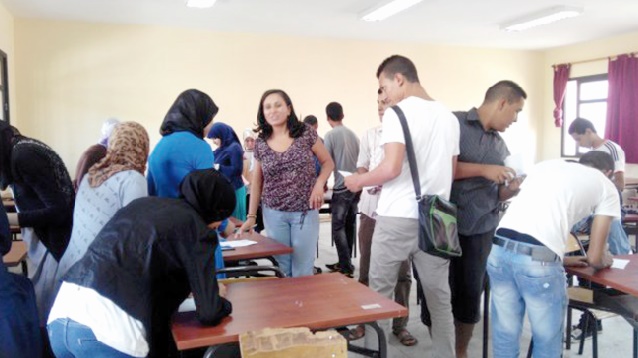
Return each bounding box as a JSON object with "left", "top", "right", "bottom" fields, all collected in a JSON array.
[
  {"left": 311, "top": 216, "right": 636, "bottom": 358},
  {"left": 7, "top": 217, "right": 635, "bottom": 357}
]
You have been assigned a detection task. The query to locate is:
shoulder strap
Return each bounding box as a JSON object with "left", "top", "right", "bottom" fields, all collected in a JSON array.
[{"left": 391, "top": 105, "right": 421, "bottom": 199}]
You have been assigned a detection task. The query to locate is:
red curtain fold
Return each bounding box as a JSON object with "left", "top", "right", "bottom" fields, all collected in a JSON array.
[
  {"left": 553, "top": 64, "right": 571, "bottom": 128},
  {"left": 606, "top": 54, "right": 638, "bottom": 163}
]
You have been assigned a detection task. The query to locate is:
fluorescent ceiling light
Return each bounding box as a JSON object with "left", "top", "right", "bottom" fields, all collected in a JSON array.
[
  {"left": 361, "top": 0, "right": 425, "bottom": 22},
  {"left": 185, "top": 0, "right": 217, "bottom": 9},
  {"left": 501, "top": 6, "right": 583, "bottom": 32}
]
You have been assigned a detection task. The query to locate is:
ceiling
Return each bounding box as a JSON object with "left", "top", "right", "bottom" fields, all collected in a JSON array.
[{"left": 3, "top": 0, "right": 638, "bottom": 50}]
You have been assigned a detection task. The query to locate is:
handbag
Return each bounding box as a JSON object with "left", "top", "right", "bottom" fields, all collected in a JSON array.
[{"left": 391, "top": 105, "right": 462, "bottom": 259}]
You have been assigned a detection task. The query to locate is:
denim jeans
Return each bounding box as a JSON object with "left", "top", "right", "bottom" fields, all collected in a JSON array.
[
  {"left": 572, "top": 216, "right": 630, "bottom": 255},
  {"left": 331, "top": 190, "right": 359, "bottom": 270},
  {"left": 487, "top": 243, "right": 567, "bottom": 358},
  {"left": 48, "top": 318, "right": 136, "bottom": 358},
  {"left": 262, "top": 206, "right": 319, "bottom": 277}
]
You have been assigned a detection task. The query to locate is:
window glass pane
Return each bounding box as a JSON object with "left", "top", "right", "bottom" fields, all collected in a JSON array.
[
  {"left": 580, "top": 80, "right": 608, "bottom": 101},
  {"left": 562, "top": 80, "right": 578, "bottom": 156}
]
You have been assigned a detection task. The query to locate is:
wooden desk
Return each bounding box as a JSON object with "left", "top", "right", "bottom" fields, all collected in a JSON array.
[
  {"left": 172, "top": 273, "right": 407, "bottom": 358},
  {"left": 567, "top": 255, "right": 638, "bottom": 297},
  {"left": 223, "top": 232, "right": 292, "bottom": 263},
  {"left": 2, "top": 241, "right": 28, "bottom": 276}
]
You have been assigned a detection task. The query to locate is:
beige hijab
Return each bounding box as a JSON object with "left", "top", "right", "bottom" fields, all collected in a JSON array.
[{"left": 87, "top": 121, "right": 149, "bottom": 188}]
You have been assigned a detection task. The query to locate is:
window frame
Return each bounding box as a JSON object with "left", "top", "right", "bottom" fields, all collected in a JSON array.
[
  {"left": 0, "top": 49, "right": 9, "bottom": 123},
  {"left": 560, "top": 73, "right": 608, "bottom": 158}
]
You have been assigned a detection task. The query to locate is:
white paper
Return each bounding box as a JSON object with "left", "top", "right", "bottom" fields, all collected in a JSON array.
[
  {"left": 178, "top": 297, "right": 196, "bottom": 312},
  {"left": 504, "top": 153, "right": 526, "bottom": 176},
  {"left": 338, "top": 170, "right": 353, "bottom": 177},
  {"left": 220, "top": 240, "right": 258, "bottom": 248},
  {"left": 361, "top": 303, "right": 382, "bottom": 310},
  {"left": 612, "top": 258, "right": 630, "bottom": 269}
]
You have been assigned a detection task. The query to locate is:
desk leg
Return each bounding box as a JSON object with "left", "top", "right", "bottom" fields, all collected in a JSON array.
[
  {"left": 483, "top": 279, "right": 490, "bottom": 358},
  {"left": 347, "top": 321, "right": 387, "bottom": 358},
  {"left": 21, "top": 260, "right": 28, "bottom": 276}
]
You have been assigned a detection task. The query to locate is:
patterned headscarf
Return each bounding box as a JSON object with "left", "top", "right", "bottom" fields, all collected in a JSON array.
[{"left": 87, "top": 122, "right": 150, "bottom": 188}]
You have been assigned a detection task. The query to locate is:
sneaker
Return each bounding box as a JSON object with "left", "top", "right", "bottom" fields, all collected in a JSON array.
[
  {"left": 570, "top": 318, "right": 602, "bottom": 341},
  {"left": 325, "top": 262, "right": 340, "bottom": 271}
]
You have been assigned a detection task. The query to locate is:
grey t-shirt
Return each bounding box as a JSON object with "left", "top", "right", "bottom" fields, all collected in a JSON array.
[{"left": 324, "top": 125, "right": 360, "bottom": 191}]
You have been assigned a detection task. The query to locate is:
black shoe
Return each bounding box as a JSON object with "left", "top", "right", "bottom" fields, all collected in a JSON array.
[
  {"left": 571, "top": 317, "right": 602, "bottom": 341},
  {"left": 325, "top": 262, "right": 340, "bottom": 271},
  {"left": 336, "top": 265, "right": 355, "bottom": 278},
  {"left": 313, "top": 266, "right": 323, "bottom": 275}
]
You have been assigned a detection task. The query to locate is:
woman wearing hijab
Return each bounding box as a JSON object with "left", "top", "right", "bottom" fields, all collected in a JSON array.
[
  {"left": 207, "top": 122, "right": 246, "bottom": 220},
  {"left": 47, "top": 169, "right": 234, "bottom": 358},
  {"left": 147, "top": 89, "right": 232, "bottom": 277},
  {"left": 0, "top": 121, "right": 74, "bottom": 329},
  {"left": 147, "top": 89, "right": 218, "bottom": 198},
  {"left": 72, "top": 117, "right": 120, "bottom": 191},
  {"left": 57, "top": 122, "right": 150, "bottom": 281}
]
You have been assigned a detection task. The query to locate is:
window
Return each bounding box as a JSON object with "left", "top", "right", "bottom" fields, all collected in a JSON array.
[
  {"left": 0, "top": 49, "right": 9, "bottom": 123},
  {"left": 561, "top": 74, "right": 608, "bottom": 157}
]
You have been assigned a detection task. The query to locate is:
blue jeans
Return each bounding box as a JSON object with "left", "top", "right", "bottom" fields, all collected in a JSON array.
[
  {"left": 572, "top": 216, "right": 630, "bottom": 255},
  {"left": 48, "top": 318, "right": 136, "bottom": 357},
  {"left": 487, "top": 243, "right": 567, "bottom": 358},
  {"left": 262, "top": 207, "right": 318, "bottom": 277}
]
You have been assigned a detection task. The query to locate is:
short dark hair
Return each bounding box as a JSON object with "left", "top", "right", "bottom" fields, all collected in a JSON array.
[
  {"left": 484, "top": 80, "right": 527, "bottom": 104},
  {"left": 376, "top": 55, "right": 420, "bottom": 83},
  {"left": 568, "top": 117, "right": 597, "bottom": 135},
  {"left": 579, "top": 151, "right": 614, "bottom": 175},
  {"left": 303, "top": 115, "right": 318, "bottom": 126},
  {"left": 325, "top": 102, "right": 344, "bottom": 121}
]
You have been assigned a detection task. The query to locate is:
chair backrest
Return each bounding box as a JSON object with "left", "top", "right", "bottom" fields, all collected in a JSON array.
[{"left": 566, "top": 232, "right": 586, "bottom": 256}]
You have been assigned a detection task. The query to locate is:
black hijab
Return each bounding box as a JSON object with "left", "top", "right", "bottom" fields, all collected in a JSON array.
[
  {"left": 159, "top": 89, "right": 219, "bottom": 138},
  {"left": 180, "top": 169, "right": 236, "bottom": 224},
  {"left": 0, "top": 120, "right": 18, "bottom": 190}
]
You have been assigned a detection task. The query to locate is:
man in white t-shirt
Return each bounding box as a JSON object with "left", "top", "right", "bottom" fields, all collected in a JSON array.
[
  {"left": 345, "top": 55, "right": 460, "bottom": 356},
  {"left": 488, "top": 151, "right": 619, "bottom": 358},
  {"left": 568, "top": 117, "right": 626, "bottom": 191}
]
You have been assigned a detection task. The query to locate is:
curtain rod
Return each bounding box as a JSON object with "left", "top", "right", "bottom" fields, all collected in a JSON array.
[{"left": 552, "top": 51, "right": 636, "bottom": 68}]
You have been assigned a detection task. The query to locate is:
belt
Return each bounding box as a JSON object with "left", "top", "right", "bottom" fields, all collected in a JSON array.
[{"left": 493, "top": 236, "right": 560, "bottom": 262}]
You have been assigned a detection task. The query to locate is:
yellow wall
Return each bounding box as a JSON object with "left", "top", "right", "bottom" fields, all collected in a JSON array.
[
  {"left": 541, "top": 31, "right": 638, "bottom": 175},
  {"left": 0, "top": 2, "right": 16, "bottom": 124},
  {"left": 14, "top": 18, "right": 543, "bottom": 171}
]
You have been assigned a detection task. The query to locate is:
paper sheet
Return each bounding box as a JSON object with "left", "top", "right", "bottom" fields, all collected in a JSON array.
[
  {"left": 611, "top": 258, "right": 630, "bottom": 269},
  {"left": 338, "top": 170, "right": 352, "bottom": 177},
  {"left": 220, "top": 240, "right": 258, "bottom": 248}
]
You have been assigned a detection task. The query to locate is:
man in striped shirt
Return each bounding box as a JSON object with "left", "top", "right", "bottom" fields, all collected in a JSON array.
[{"left": 569, "top": 117, "right": 626, "bottom": 191}]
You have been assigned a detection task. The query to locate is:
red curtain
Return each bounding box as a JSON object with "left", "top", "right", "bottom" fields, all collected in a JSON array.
[
  {"left": 606, "top": 54, "right": 638, "bottom": 163},
  {"left": 553, "top": 64, "right": 571, "bottom": 127}
]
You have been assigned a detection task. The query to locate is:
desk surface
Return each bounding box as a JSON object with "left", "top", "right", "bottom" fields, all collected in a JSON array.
[
  {"left": 223, "top": 232, "right": 292, "bottom": 262},
  {"left": 2, "top": 241, "right": 27, "bottom": 267},
  {"left": 566, "top": 254, "right": 638, "bottom": 297},
  {"left": 171, "top": 273, "right": 407, "bottom": 350}
]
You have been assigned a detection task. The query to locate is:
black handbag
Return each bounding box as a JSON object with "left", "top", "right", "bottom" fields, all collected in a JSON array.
[{"left": 392, "top": 105, "right": 462, "bottom": 259}]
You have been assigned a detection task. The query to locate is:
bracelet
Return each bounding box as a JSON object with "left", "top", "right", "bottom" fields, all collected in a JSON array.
[{"left": 247, "top": 214, "right": 257, "bottom": 219}]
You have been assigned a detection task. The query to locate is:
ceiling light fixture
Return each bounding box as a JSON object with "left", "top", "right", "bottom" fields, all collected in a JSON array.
[
  {"left": 360, "top": 0, "right": 425, "bottom": 22},
  {"left": 500, "top": 6, "right": 583, "bottom": 32},
  {"left": 185, "top": 0, "right": 217, "bottom": 9}
]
